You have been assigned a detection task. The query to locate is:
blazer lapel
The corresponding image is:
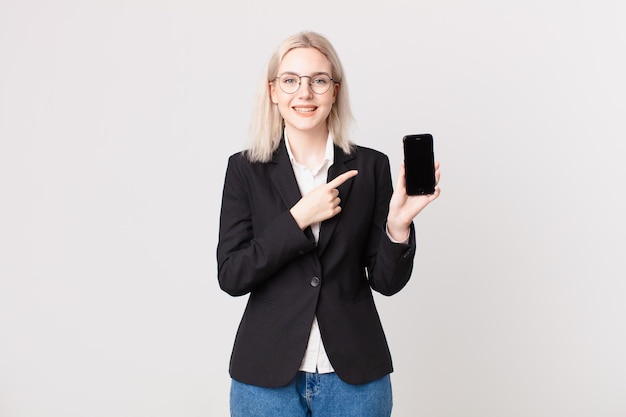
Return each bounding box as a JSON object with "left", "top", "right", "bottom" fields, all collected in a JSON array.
[
  {"left": 270, "top": 140, "right": 303, "bottom": 211},
  {"left": 317, "top": 146, "right": 356, "bottom": 256}
]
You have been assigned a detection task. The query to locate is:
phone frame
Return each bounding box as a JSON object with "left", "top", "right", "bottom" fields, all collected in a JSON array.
[{"left": 403, "top": 133, "right": 436, "bottom": 196}]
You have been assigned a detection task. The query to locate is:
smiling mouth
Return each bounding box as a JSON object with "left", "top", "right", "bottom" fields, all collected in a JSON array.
[{"left": 293, "top": 106, "right": 317, "bottom": 114}]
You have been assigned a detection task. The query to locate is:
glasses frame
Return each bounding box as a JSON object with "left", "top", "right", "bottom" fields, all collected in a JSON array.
[{"left": 274, "top": 72, "right": 337, "bottom": 95}]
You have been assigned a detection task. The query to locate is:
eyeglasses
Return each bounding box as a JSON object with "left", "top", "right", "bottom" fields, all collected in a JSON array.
[{"left": 274, "top": 73, "right": 336, "bottom": 95}]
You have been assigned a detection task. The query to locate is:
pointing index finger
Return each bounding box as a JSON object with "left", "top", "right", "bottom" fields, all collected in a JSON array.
[{"left": 327, "top": 170, "right": 358, "bottom": 188}]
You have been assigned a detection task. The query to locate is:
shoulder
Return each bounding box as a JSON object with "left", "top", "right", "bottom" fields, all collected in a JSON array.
[
  {"left": 349, "top": 145, "right": 391, "bottom": 170},
  {"left": 229, "top": 140, "right": 285, "bottom": 167},
  {"left": 227, "top": 150, "right": 249, "bottom": 165},
  {"left": 224, "top": 151, "right": 255, "bottom": 182},
  {"left": 226, "top": 150, "right": 267, "bottom": 170},
  {"left": 352, "top": 145, "right": 389, "bottom": 161}
]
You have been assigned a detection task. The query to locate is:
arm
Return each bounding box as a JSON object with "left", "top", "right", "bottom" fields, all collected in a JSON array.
[
  {"left": 216, "top": 155, "right": 316, "bottom": 296},
  {"left": 365, "top": 157, "right": 441, "bottom": 296}
]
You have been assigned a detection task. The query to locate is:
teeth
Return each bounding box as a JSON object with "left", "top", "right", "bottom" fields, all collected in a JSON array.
[{"left": 294, "top": 107, "right": 315, "bottom": 113}]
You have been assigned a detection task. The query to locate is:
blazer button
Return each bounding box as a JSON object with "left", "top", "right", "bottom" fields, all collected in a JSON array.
[{"left": 310, "top": 276, "right": 320, "bottom": 287}]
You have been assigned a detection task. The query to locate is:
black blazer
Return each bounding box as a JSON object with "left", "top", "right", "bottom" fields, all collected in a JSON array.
[{"left": 217, "top": 139, "right": 416, "bottom": 388}]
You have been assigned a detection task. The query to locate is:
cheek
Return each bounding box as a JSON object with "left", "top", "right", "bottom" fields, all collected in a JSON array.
[{"left": 272, "top": 91, "right": 290, "bottom": 108}]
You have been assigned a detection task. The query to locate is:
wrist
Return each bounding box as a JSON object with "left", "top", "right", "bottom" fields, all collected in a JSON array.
[
  {"left": 289, "top": 207, "right": 309, "bottom": 230},
  {"left": 386, "top": 223, "right": 410, "bottom": 243}
]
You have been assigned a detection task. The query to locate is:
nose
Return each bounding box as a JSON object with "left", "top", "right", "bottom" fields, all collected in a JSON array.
[{"left": 297, "top": 76, "right": 314, "bottom": 98}]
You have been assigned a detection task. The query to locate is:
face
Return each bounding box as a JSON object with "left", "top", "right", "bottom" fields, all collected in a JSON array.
[{"left": 270, "top": 47, "right": 339, "bottom": 139}]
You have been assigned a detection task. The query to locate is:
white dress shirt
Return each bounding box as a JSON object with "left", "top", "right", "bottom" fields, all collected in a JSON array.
[{"left": 284, "top": 131, "right": 336, "bottom": 374}]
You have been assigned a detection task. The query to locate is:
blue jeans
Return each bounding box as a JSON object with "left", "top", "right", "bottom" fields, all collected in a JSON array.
[{"left": 230, "top": 372, "right": 392, "bottom": 417}]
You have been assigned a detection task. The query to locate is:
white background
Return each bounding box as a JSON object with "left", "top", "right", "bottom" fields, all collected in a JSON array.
[{"left": 1, "top": 0, "right": 625, "bottom": 416}]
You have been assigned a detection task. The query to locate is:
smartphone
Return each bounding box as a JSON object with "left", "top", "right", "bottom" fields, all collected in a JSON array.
[{"left": 403, "top": 133, "right": 436, "bottom": 195}]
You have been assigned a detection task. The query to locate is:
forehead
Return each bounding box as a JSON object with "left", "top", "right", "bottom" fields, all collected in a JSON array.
[{"left": 278, "top": 47, "right": 332, "bottom": 74}]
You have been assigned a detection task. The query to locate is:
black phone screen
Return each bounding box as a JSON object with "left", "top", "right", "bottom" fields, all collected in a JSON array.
[{"left": 403, "top": 134, "right": 436, "bottom": 195}]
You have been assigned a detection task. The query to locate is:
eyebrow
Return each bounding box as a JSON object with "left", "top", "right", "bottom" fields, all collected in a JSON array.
[{"left": 278, "top": 71, "right": 332, "bottom": 77}]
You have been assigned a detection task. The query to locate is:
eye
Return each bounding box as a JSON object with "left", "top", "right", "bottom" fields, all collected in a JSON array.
[
  {"left": 312, "top": 76, "right": 329, "bottom": 85},
  {"left": 281, "top": 76, "right": 298, "bottom": 85}
]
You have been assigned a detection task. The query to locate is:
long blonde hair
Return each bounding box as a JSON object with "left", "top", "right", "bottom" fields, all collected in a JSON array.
[{"left": 245, "top": 31, "right": 355, "bottom": 163}]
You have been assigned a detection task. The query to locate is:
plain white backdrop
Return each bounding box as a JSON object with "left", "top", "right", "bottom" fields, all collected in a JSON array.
[{"left": 1, "top": 0, "right": 625, "bottom": 416}]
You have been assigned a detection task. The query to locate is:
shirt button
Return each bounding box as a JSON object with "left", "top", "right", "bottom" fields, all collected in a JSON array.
[{"left": 310, "top": 276, "right": 320, "bottom": 287}]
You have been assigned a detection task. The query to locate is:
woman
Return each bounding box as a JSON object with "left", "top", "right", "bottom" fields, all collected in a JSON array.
[{"left": 217, "top": 31, "right": 440, "bottom": 417}]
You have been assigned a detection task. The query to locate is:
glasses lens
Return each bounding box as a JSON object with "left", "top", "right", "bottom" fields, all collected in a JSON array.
[
  {"left": 279, "top": 75, "right": 300, "bottom": 94},
  {"left": 310, "top": 75, "right": 331, "bottom": 94}
]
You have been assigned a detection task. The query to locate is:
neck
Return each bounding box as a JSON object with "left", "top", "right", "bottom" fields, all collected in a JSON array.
[{"left": 286, "top": 127, "right": 328, "bottom": 169}]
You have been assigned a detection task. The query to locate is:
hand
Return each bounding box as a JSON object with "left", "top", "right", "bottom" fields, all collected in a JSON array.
[
  {"left": 386, "top": 162, "right": 441, "bottom": 241},
  {"left": 290, "top": 170, "right": 359, "bottom": 230}
]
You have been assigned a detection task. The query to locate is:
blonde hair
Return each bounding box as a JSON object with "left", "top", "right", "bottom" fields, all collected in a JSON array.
[{"left": 245, "top": 31, "right": 355, "bottom": 163}]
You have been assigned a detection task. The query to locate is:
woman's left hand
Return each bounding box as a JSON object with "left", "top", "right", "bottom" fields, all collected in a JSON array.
[{"left": 386, "top": 162, "right": 441, "bottom": 241}]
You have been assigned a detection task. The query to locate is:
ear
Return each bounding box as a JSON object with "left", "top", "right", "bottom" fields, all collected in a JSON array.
[
  {"left": 332, "top": 82, "right": 339, "bottom": 103},
  {"left": 269, "top": 81, "right": 278, "bottom": 104}
]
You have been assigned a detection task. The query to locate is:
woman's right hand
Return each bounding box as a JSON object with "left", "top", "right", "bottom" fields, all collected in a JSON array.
[{"left": 289, "top": 170, "right": 358, "bottom": 230}]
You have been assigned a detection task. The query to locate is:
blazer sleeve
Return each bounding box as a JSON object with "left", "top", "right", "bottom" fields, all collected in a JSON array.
[
  {"left": 216, "top": 154, "right": 317, "bottom": 296},
  {"left": 363, "top": 152, "right": 417, "bottom": 296}
]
